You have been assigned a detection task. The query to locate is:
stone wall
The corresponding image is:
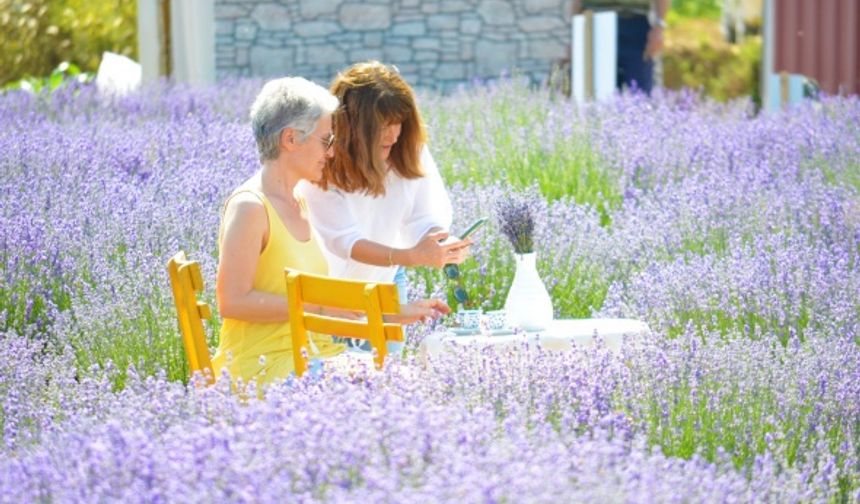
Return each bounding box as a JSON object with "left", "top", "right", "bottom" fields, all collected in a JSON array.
[{"left": 215, "top": 0, "right": 571, "bottom": 92}]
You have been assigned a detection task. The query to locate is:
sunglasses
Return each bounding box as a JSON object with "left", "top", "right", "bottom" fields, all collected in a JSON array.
[{"left": 444, "top": 263, "right": 469, "bottom": 305}]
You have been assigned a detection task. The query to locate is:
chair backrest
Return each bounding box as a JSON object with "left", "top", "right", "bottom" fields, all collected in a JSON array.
[
  {"left": 285, "top": 268, "right": 403, "bottom": 377},
  {"left": 167, "top": 251, "right": 214, "bottom": 384}
]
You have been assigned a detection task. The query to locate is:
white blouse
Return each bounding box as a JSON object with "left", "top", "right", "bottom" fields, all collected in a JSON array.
[{"left": 297, "top": 146, "right": 453, "bottom": 283}]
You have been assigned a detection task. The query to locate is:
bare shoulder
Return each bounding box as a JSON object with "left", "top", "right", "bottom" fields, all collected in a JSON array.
[{"left": 223, "top": 189, "right": 267, "bottom": 229}]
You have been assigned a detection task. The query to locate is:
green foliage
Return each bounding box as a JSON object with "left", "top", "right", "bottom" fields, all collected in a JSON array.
[
  {"left": 0, "top": 0, "right": 136, "bottom": 87},
  {"left": 663, "top": 19, "right": 762, "bottom": 103},
  {"left": 4, "top": 61, "right": 92, "bottom": 93},
  {"left": 667, "top": 303, "right": 810, "bottom": 346},
  {"left": 671, "top": 0, "right": 722, "bottom": 19},
  {"left": 428, "top": 82, "right": 623, "bottom": 222},
  {"left": 643, "top": 379, "right": 778, "bottom": 469}
]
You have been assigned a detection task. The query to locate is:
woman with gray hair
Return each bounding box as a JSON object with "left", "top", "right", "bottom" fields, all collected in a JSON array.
[{"left": 212, "top": 77, "right": 448, "bottom": 386}]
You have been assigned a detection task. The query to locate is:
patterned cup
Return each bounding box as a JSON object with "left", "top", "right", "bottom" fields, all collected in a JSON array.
[
  {"left": 486, "top": 310, "right": 508, "bottom": 330},
  {"left": 455, "top": 309, "right": 483, "bottom": 329}
]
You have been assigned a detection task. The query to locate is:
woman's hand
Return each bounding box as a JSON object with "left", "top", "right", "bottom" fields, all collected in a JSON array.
[
  {"left": 645, "top": 26, "right": 664, "bottom": 60},
  {"left": 408, "top": 231, "right": 473, "bottom": 269},
  {"left": 439, "top": 235, "right": 472, "bottom": 264},
  {"left": 387, "top": 298, "right": 451, "bottom": 324}
]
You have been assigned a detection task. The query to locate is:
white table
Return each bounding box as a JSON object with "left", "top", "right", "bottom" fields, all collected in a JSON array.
[{"left": 420, "top": 318, "right": 650, "bottom": 358}]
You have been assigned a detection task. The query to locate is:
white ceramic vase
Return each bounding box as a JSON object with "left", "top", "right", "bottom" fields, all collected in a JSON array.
[{"left": 503, "top": 252, "right": 554, "bottom": 331}]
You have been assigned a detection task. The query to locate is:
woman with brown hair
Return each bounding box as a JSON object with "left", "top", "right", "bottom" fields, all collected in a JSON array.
[
  {"left": 213, "top": 76, "right": 449, "bottom": 385},
  {"left": 297, "top": 61, "right": 470, "bottom": 354}
]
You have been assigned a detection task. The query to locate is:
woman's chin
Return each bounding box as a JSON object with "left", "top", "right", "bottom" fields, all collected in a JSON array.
[{"left": 307, "top": 167, "right": 324, "bottom": 182}]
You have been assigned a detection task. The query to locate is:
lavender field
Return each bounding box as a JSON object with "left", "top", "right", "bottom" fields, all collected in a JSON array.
[{"left": 1, "top": 80, "right": 859, "bottom": 501}]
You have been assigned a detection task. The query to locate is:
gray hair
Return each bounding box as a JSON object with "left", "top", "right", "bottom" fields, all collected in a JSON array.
[{"left": 250, "top": 77, "right": 339, "bottom": 161}]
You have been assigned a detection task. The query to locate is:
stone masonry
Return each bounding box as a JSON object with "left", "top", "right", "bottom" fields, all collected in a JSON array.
[{"left": 215, "top": 0, "right": 571, "bottom": 92}]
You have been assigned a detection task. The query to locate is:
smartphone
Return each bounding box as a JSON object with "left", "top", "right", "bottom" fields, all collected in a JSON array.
[{"left": 459, "top": 217, "right": 487, "bottom": 240}]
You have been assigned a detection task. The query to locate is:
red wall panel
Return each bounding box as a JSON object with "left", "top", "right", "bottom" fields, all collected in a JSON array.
[{"left": 774, "top": 0, "right": 859, "bottom": 95}]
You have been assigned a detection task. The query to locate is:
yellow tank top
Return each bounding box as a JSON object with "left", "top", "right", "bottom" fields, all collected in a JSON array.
[{"left": 212, "top": 189, "right": 344, "bottom": 385}]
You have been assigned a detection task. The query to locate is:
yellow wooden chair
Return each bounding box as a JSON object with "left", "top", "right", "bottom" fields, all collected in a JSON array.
[
  {"left": 285, "top": 268, "right": 403, "bottom": 377},
  {"left": 167, "top": 251, "right": 214, "bottom": 385}
]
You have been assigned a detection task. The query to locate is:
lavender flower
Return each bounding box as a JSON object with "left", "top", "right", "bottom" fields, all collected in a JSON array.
[
  {"left": 1, "top": 77, "right": 860, "bottom": 500},
  {"left": 494, "top": 189, "right": 537, "bottom": 254}
]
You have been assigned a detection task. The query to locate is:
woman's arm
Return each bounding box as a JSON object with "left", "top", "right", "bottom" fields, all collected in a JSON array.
[
  {"left": 216, "top": 193, "right": 292, "bottom": 323},
  {"left": 386, "top": 298, "right": 451, "bottom": 324},
  {"left": 216, "top": 192, "right": 357, "bottom": 322},
  {"left": 299, "top": 177, "right": 469, "bottom": 269},
  {"left": 380, "top": 147, "right": 469, "bottom": 268},
  {"left": 350, "top": 232, "right": 470, "bottom": 269}
]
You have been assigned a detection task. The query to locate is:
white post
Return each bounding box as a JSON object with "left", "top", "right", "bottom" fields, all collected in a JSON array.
[
  {"left": 592, "top": 11, "right": 617, "bottom": 100},
  {"left": 170, "top": 0, "right": 215, "bottom": 85},
  {"left": 571, "top": 10, "right": 617, "bottom": 104},
  {"left": 137, "top": 0, "right": 164, "bottom": 82},
  {"left": 760, "top": 0, "right": 773, "bottom": 109}
]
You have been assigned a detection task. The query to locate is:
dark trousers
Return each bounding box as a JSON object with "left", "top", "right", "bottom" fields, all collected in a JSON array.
[{"left": 616, "top": 14, "right": 654, "bottom": 94}]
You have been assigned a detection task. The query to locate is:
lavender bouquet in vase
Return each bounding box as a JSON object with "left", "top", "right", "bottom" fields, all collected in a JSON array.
[{"left": 494, "top": 192, "right": 554, "bottom": 331}]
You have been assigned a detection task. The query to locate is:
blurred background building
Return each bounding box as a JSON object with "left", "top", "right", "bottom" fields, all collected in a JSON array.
[
  {"left": 770, "top": 0, "right": 858, "bottom": 96},
  {"left": 1, "top": 0, "right": 856, "bottom": 104}
]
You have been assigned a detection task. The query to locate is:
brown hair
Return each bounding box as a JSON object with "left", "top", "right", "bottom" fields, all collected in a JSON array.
[{"left": 320, "top": 61, "right": 427, "bottom": 196}]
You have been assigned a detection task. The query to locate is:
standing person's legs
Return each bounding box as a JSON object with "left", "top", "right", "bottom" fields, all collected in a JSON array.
[{"left": 616, "top": 14, "right": 654, "bottom": 94}]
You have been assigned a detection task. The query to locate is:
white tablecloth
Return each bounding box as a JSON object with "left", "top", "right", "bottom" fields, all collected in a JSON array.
[{"left": 420, "top": 318, "right": 650, "bottom": 358}]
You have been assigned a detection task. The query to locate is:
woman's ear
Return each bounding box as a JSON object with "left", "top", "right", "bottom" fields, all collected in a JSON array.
[{"left": 280, "top": 128, "right": 297, "bottom": 152}]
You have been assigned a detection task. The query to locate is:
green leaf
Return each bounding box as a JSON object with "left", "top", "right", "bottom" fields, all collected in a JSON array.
[{"left": 49, "top": 71, "right": 64, "bottom": 90}]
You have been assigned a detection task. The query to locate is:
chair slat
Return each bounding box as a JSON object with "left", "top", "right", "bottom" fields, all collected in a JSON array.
[
  {"left": 167, "top": 251, "right": 214, "bottom": 385},
  {"left": 285, "top": 268, "right": 404, "bottom": 377},
  {"left": 286, "top": 270, "right": 310, "bottom": 377},
  {"left": 384, "top": 325, "right": 404, "bottom": 342},
  {"left": 303, "top": 315, "right": 404, "bottom": 342},
  {"left": 364, "top": 284, "right": 388, "bottom": 368},
  {"left": 189, "top": 262, "right": 205, "bottom": 292},
  {"left": 296, "top": 271, "right": 400, "bottom": 314},
  {"left": 304, "top": 314, "right": 370, "bottom": 339}
]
